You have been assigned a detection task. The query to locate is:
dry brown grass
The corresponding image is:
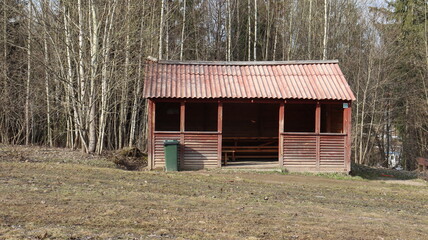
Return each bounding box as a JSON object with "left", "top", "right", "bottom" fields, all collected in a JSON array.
[{"left": 0, "top": 145, "right": 427, "bottom": 239}]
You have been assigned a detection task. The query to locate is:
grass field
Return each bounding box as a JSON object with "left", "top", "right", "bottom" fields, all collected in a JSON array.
[{"left": 0, "top": 145, "right": 427, "bottom": 239}]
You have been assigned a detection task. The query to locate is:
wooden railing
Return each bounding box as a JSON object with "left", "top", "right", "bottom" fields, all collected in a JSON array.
[{"left": 281, "top": 133, "right": 346, "bottom": 171}]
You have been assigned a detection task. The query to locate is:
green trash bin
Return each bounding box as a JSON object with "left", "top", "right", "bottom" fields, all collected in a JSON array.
[{"left": 164, "top": 140, "right": 179, "bottom": 171}]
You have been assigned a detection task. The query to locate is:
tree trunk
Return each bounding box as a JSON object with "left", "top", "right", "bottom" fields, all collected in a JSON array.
[
  {"left": 264, "top": 0, "right": 270, "bottom": 60},
  {"left": 165, "top": 0, "right": 169, "bottom": 60},
  {"left": 64, "top": 3, "right": 88, "bottom": 152},
  {"left": 287, "top": 1, "right": 294, "bottom": 61},
  {"left": 424, "top": 2, "right": 428, "bottom": 106},
  {"left": 227, "top": 0, "right": 231, "bottom": 61},
  {"left": 322, "top": 0, "right": 328, "bottom": 60},
  {"left": 88, "top": 0, "right": 98, "bottom": 153},
  {"left": 119, "top": 0, "right": 131, "bottom": 149},
  {"left": 180, "top": 0, "right": 186, "bottom": 61},
  {"left": 129, "top": 4, "right": 146, "bottom": 148},
  {"left": 97, "top": 0, "right": 117, "bottom": 154},
  {"left": 77, "top": 0, "right": 86, "bottom": 137},
  {"left": 253, "top": 0, "right": 257, "bottom": 61},
  {"left": 247, "top": 0, "right": 251, "bottom": 61},
  {"left": 43, "top": 0, "right": 52, "bottom": 147},
  {"left": 358, "top": 51, "right": 372, "bottom": 164},
  {"left": 308, "top": 0, "right": 312, "bottom": 59},
  {"left": 158, "top": 0, "right": 165, "bottom": 60},
  {"left": 1, "top": 0, "right": 8, "bottom": 143},
  {"left": 25, "top": 1, "right": 32, "bottom": 145}
]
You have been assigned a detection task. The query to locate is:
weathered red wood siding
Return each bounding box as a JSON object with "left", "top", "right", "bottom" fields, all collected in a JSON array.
[
  {"left": 153, "top": 132, "right": 181, "bottom": 168},
  {"left": 320, "top": 135, "right": 346, "bottom": 170},
  {"left": 182, "top": 133, "right": 219, "bottom": 170},
  {"left": 282, "top": 133, "right": 347, "bottom": 172},
  {"left": 283, "top": 134, "right": 317, "bottom": 170},
  {"left": 152, "top": 132, "right": 219, "bottom": 170}
]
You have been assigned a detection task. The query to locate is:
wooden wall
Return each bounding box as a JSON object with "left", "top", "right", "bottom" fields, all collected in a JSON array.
[
  {"left": 182, "top": 133, "right": 219, "bottom": 169},
  {"left": 152, "top": 132, "right": 219, "bottom": 170},
  {"left": 282, "top": 133, "right": 347, "bottom": 172},
  {"left": 153, "top": 132, "right": 181, "bottom": 168}
]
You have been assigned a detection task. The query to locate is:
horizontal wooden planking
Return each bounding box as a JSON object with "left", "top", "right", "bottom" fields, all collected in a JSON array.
[
  {"left": 182, "top": 133, "right": 219, "bottom": 169},
  {"left": 283, "top": 135, "right": 317, "bottom": 167},
  {"left": 153, "top": 133, "right": 180, "bottom": 168},
  {"left": 320, "top": 135, "right": 345, "bottom": 167}
]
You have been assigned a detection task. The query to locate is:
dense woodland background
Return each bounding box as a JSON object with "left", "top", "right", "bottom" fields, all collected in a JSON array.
[{"left": 0, "top": 0, "right": 427, "bottom": 169}]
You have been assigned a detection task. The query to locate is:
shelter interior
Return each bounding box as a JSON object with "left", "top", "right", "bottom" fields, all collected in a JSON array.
[
  {"left": 222, "top": 103, "right": 279, "bottom": 165},
  {"left": 154, "top": 100, "right": 346, "bottom": 168}
]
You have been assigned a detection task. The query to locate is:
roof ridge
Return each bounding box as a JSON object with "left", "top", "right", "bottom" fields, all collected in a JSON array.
[{"left": 146, "top": 56, "right": 339, "bottom": 66}]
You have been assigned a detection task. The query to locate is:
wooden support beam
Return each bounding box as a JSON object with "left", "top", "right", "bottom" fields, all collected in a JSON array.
[
  {"left": 217, "top": 101, "right": 223, "bottom": 167},
  {"left": 279, "top": 102, "right": 284, "bottom": 167},
  {"left": 148, "top": 100, "right": 154, "bottom": 170},
  {"left": 180, "top": 102, "right": 185, "bottom": 132},
  {"left": 344, "top": 102, "right": 352, "bottom": 172},
  {"left": 180, "top": 102, "right": 185, "bottom": 169},
  {"left": 315, "top": 102, "right": 321, "bottom": 170}
]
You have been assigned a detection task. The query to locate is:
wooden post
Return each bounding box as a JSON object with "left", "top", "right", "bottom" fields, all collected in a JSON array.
[
  {"left": 344, "top": 102, "right": 352, "bottom": 172},
  {"left": 217, "top": 101, "right": 223, "bottom": 167},
  {"left": 180, "top": 101, "right": 185, "bottom": 169},
  {"left": 279, "top": 102, "right": 285, "bottom": 167},
  {"left": 315, "top": 102, "right": 321, "bottom": 170},
  {"left": 148, "top": 99, "right": 154, "bottom": 170}
]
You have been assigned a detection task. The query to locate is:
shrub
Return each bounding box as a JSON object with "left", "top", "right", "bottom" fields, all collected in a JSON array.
[{"left": 113, "top": 147, "right": 147, "bottom": 170}]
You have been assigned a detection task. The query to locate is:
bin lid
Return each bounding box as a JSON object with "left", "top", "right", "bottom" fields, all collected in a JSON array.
[{"left": 164, "top": 140, "right": 180, "bottom": 145}]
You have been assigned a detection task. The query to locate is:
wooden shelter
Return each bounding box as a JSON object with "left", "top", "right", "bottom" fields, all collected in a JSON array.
[{"left": 143, "top": 58, "right": 355, "bottom": 172}]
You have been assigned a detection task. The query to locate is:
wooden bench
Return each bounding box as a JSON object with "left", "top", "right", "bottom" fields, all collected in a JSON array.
[
  {"left": 222, "top": 150, "right": 235, "bottom": 165},
  {"left": 416, "top": 157, "right": 428, "bottom": 172},
  {"left": 221, "top": 137, "right": 278, "bottom": 165}
]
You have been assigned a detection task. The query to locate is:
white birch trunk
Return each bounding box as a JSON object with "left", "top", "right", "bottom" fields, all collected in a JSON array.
[
  {"left": 64, "top": 4, "right": 88, "bottom": 152},
  {"left": 77, "top": 0, "right": 90, "bottom": 151},
  {"left": 180, "top": 0, "right": 186, "bottom": 61},
  {"left": 264, "top": 0, "right": 270, "bottom": 60},
  {"left": 158, "top": 0, "right": 165, "bottom": 60},
  {"left": 77, "top": 0, "right": 86, "bottom": 130},
  {"left": 273, "top": 27, "right": 277, "bottom": 61},
  {"left": 43, "top": 0, "right": 52, "bottom": 147},
  {"left": 308, "top": 0, "right": 312, "bottom": 59},
  {"left": 322, "top": 0, "right": 328, "bottom": 60},
  {"left": 88, "top": 0, "right": 98, "bottom": 153},
  {"left": 2, "top": 0, "right": 8, "bottom": 143},
  {"left": 287, "top": 1, "right": 294, "bottom": 61},
  {"left": 97, "top": 0, "right": 117, "bottom": 154},
  {"left": 227, "top": 0, "right": 231, "bottom": 61},
  {"left": 119, "top": 0, "right": 131, "bottom": 149},
  {"left": 129, "top": 5, "right": 146, "bottom": 148},
  {"left": 25, "top": 1, "right": 32, "bottom": 145},
  {"left": 359, "top": 53, "right": 372, "bottom": 164},
  {"left": 247, "top": 0, "right": 251, "bottom": 61},
  {"left": 253, "top": 0, "right": 257, "bottom": 61},
  {"left": 423, "top": 2, "right": 428, "bottom": 107}
]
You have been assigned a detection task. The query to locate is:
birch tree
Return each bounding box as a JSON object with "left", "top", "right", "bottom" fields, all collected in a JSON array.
[
  {"left": 322, "top": 0, "right": 328, "bottom": 60},
  {"left": 180, "top": 0, "right": 186, "bottom": 61},
  {"left": 253, "top": 0, "right": 257, "bottom": 61},
  {"left": 25, "top": 1, "right": 32, "bottom": 145},
  {"left": 158, "top": 0, "right": 165, "bottom": 60}
]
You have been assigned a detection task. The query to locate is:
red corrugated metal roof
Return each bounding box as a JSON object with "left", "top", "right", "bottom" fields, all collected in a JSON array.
[{"left": 143, "top": 59, "right": 356, "bottom": 101}]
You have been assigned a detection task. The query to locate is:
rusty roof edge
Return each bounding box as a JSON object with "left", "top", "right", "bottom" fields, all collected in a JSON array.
[{"left": 153, "top": 59, "right": 340, "bottom": 66}]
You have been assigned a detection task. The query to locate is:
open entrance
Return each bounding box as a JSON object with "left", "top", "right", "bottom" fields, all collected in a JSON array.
[{"left": 222, "top": 103, "right": 279, "bottom": 168}]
